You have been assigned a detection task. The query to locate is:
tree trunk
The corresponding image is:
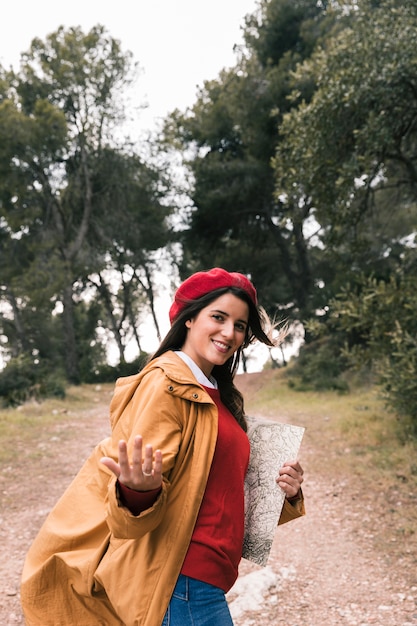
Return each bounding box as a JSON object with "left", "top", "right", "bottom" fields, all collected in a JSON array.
[
  {"left": 62, "top": 283, "right": 79, "bottom": 384},
  {"left": 135, "top": 266, "right": 162, "bottom": 343},
  {"left": 7, "top": 290, "right": 30, "bottom": 356}
]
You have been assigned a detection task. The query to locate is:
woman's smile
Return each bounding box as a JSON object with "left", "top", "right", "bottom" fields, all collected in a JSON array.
[{"left": 212, "top": 339, "right": 230, "bottom": 353}]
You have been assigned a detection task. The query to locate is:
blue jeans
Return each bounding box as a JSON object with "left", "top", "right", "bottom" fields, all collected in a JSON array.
[{"left": 162, "top": 574, "right": 234, "bottom": 626}]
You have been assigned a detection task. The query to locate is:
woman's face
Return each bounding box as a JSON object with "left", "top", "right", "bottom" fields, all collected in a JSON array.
[{"left": 181, "top": 293, "right": 249, "bottom": 377}]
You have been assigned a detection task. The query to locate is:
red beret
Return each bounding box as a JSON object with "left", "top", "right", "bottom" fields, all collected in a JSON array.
[{"left": 169, "top": 267, "right": 257, "bottom": 324}]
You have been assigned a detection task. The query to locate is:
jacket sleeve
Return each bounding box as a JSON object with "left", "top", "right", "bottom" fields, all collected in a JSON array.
[
  {"left": 102, "top": 369, "right": 184, "bottom": 539},
  {"left": 105, "top": 474, "right": 170, "bottom": 539},
  {"left": 117, "top": 482, "right": 162, "bottom": 516},
  {"left": 278, "top": 489, "right": 305, "bottom": 525}
]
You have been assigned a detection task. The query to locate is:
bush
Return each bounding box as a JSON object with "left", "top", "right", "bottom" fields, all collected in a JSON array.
[
  {"left": 331, "top": 274, "right": 417, "bottom": 433},
  {"left": 376, "top": 327, "right": 417, "bottom": 435},
  {"left": 0, "top": 356, "right": 66, "bottom": 407},
  {"left": 82, "top": 353, "right": 149, "bottom": 384},
  {"left": 0, "top": 351, "right": 150, "bottom": 407},
  {"left": 287, "top": 336, "right": 350, "bottom": 393}
]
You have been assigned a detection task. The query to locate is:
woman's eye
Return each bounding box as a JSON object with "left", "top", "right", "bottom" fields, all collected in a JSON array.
[
  {"left": 235, "top": 323, "right": 246, "bottom": 332},
  {"left": 212, "top": 314, "right": 223, "bottom": 321}
]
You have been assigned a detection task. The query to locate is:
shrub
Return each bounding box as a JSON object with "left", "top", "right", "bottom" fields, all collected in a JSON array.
[
  {"left": 82, "top": 353, "right": 149, "bottom": 383},
  {"left": 0, "top": 356, "right": 66, "bottom": 406},
  {"left": 287, "top": 336, "right": 350, "bottom": 393}
]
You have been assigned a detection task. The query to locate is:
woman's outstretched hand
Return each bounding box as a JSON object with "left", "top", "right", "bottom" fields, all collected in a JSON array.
[
  {"left": 100, "top": 435, "right": 163, "bottom": 492},
  {"left": 277, "top": 460, "right": 304, "bottom": 499}
]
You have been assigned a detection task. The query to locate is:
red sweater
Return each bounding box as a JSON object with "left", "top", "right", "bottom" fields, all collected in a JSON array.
[
  {"left": 181, "top": 387, "right": 250, "bottom": 591},
  {"left": 119, "top": 386, "right": 250, "bottom": 592}
]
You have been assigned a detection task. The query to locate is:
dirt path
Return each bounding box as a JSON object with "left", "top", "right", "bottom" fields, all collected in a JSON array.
[
  {"left": 1, "top": 379, "right": 416, "bottom": 625},
  {"left": 229, "top": 443, "right": 417, "bottom": 626}
]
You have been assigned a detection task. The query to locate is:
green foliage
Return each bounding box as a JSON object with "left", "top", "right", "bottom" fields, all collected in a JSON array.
[
  {"left": 274, "top": 0, "right": 417, "bottom": 237},
  {"left": 334, "top": 272, "right": 417, "bottom": 429},
  {"left": 83, "top": 353, "right": 149, "bottom": 384},
  {"left": 304, "top": 268, "right": 417, "bottom": 432},
  {"left": 377, "top": 329, "right": 417, "bottom": 433},
  {"left": 287, "top": 336, "right": 350, "bottom": 393},
  {"left": 0, "top": 25, "right": 173, "bottom": 384},
  {"left": 260, "top": 0, "right": 417, "bottom": 427},
  {"left": 244, "top": 0, "right": 328, "bottom": 66},
  {"left": 0, "top": 355, "right": 66, "bottom": 407},
  {"left": 164, "top": 0, "right": 331, "bottom": 320},
  {"left": 0, "top": 348, "right": 149, "bottom": 406},
  {"left": 73, "top": 299, "right": 109, "bottom": 382}
]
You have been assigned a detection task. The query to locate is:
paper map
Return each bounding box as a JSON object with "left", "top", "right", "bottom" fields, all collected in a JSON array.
[{"left": 242, "top": 417, "right": 305, "bottom": 566}]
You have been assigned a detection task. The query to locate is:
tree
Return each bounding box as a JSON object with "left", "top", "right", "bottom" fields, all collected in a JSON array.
[
  {"left": 82, "top": 145, "right": 173, "bottom": 363},
  {"left": 0, "top": 25, "right": 172, "bottom": 385},
  {"left": 274, "top": 0, "right": 417, "bottom": 270},
  {"left": 274, "top": 0, "right": 417, "bottom": 425},
  {"left": 164, "top": 0, "right": 335, "bottom": 326}
]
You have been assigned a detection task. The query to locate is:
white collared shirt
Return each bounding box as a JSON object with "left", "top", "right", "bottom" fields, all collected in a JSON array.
[{"left": 175, "top": 351, "right": 218, "bottom": 389}]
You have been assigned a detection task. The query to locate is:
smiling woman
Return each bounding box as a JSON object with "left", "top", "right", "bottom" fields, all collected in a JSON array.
[{"left": 21, "top": 267, "right": 305, "bottom": 626}]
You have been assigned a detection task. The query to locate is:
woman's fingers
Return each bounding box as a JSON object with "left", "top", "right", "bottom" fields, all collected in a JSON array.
[
  {"left": 276, "top": 460, "right": 304, "bottom": 498},
  {"left": 153, "top": 449, "right": 163, "bottom": 476},
  {"left": 142, "top": 442, "right": 154, "bottom": 476},
  {"left": 100, "top": 436, "right": 163, "bottom": 491},
  {"left": 99, "top": 456, "right": 121, "bottom": 478},
  {"left": 118, "top": 439, "right": 133, "bottom": 478}
]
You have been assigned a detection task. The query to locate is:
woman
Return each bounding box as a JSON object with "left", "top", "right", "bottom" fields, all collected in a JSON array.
[{"left": 21, "top": 267, "right": 304, "bottom": 626}]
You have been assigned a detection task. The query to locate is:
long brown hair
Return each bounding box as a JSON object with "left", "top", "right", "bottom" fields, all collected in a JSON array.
[{"left": 151, "top": 287, "right": 279, "bottom": 431}]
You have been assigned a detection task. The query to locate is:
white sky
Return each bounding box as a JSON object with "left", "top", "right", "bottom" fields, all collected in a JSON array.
[{"left": 1, "top": 0, "right": 260, "bottom": 134}]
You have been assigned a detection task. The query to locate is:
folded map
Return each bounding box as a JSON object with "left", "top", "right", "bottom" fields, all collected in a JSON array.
[{"left": 243, "top": 417, "right": 305, "bottom": 566}]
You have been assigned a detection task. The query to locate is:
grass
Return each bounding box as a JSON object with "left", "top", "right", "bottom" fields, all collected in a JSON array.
[
  {"left": 0, "top": 383, "right": 113, "bottom": 464},
  {"left": 240, "top": 368, "right": 417, "bottom": 489}
]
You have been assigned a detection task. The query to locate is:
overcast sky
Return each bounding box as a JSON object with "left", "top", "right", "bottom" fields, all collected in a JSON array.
[{"left": 2, "top": 0, "right": 260, "bottom": 134}]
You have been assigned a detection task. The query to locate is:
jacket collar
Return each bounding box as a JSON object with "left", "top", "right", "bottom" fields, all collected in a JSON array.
[{"left": 141, "top": 350, "right": 207, "bottom": 388}]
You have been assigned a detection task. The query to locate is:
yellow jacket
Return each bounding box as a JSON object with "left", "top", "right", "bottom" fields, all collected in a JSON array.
[{"left": 21, "top": 351, "right": 304, "bottom": 626}]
